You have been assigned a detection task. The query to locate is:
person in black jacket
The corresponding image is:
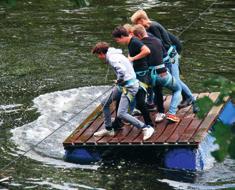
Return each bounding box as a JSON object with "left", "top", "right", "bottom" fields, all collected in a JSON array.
[{"left": 131, "top": 10, "right": 199, "bottom": 113}]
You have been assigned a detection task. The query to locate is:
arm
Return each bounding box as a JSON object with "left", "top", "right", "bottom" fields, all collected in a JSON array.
[
  {"left": 115, "top": 64, "right": 126, "bottom": 81},
  {"left": 168, "top": 32, "right": 182, "bottom": 54},
  {"left": 128, "top": 45, "right": 150, "bottom": 62}
]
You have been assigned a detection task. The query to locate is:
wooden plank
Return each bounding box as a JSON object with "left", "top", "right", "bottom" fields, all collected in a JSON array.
[
  {"left": 98, "top": 115, "right": 143, "bottom": 144},
  {"left": 74, "top": 114, "right": 104, "bottom": 144},
  {"left": 160, "top": 93, "right": 199, "bottom": 143},
  {"left": 177, "top": 92, "right": 210, "bottom": 143},
  {"left": 191, "top": 92, "right": 228, "bottom": 143},
  {"left": 63, "top": 104, "right": 103, "bottom": 145},
  {"left": 84, "top": 103, "right": 116, "bottom": 144},
  {"left": 166, "top": 94, "right": 199, "bottom": 143},
  {"left": 108, "top": 124, "right": 133, "bottom": 144},
  {"left": 167, "top": 118, "right": 193, "bottom": 143},
  {"left": 136, "top": 95, "right": 172, "bottom": 143}
]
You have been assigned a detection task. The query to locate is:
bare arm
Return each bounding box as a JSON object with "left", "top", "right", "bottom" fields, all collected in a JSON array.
[{"left": 128, "top": 45, "right": 150, "bottom": 62}]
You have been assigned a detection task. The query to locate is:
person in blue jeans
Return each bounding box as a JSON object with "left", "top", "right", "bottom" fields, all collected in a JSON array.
[
  {"left": 133, "top": 24, "right": 182, "bottom": 122},
  {"left": 92, "top": 42, "right": 154, "bottom": 140},
  {"left": 131, "top": 10, "right": 199, "bottom": 113}
]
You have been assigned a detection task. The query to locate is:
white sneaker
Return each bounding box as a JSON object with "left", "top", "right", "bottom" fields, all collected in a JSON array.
[
  {"left": 155, "top": 113, "right": 165, "bottom": 123},
  {"left": 142, "top": 126, "right": 154, "bottom": 141},
  {"left": 94, "top": 129, "right": 115, "bottom": 137}
]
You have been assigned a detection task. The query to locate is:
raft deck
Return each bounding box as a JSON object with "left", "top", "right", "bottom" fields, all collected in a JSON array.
[{"left": 63, "top": 92, "right": 227, "bottom": 148}]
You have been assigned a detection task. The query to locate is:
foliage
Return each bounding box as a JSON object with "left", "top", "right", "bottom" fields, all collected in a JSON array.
[
  {"left": 211, "top": 121, "right": 233, "bottom": 162},
  {"left": 196, "top": 96, "right": 214, "bottom": 119},
  {"left": 196, "top": 76, "right": 235, "bottom": 162}
]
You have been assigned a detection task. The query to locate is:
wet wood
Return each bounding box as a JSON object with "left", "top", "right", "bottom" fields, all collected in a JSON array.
[
  {"left": 177, "top": 93, "right": 210, "bottom": 143},
  {"left": 63, "top": 92, "right": 227, "bottom": 147},
  {"left": 191, "top": 92, "right": 228, "bottom": 143}
]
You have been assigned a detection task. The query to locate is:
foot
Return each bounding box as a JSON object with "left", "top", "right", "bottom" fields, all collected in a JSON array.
[
  {"left": 166, "top": 113, "right": 180, "bottom": 123},
  {"left": 112, "top": 119, "right": 124, "bottom": 131},
  {"left": 155, "top": 113, "right": 165, "bottom": 123},
  {"left": 178, "top": 99, "right": 193, "bottom": 109},
  {"left": 142, "top": 125, "right": 154, "bottom": 140},
  {"left": 94, "top": 129, "right": 115, "bottom": 137}
]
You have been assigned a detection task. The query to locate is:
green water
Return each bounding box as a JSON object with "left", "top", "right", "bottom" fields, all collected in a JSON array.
[{"left": 0, "top": 0, "right": 235, "bottom": 189}]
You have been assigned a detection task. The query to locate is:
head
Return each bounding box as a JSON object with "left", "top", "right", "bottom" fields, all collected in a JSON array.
[
  {"left": 130, "top": 10, "right": 150, "bottom": 28},
  {"left": 132, "top": 24, "right": 147, "bottom": 40},
  {"left": 123, "top": 23, "right": 134, "bottom": 36},
  {"left": 92, "top": 42, "right": 109, "bottom": 60},
  {"left": 112, "top": 26, "right": 130, "bottom": 45}
]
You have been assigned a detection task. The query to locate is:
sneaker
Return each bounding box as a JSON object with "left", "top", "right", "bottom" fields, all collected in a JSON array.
[
  {"left": 178, "top": 99, "right": 193, "bottom": 109},
  {"left": 94, "top": 129, "right": 115, "bottom": 137},
  {"left": 155, "top": 113, "right": 165, "bottom": 123},
  {"left": 166, "top": 113, "right": 180, "bottom": 123},
  {"left": 142, "top": 126, "right": 154, "bottom": 140}
]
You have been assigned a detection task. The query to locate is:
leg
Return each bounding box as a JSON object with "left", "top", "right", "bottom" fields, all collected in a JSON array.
[
  {"left": 147, "top": 86, "right": 154, "bottom": 105},
  {"left": 102, "top": 87, "right": 121, "bottom": 130},
  {"left": 94, "top": 87, "right": 122, "bottom": 137},
  {"left": 165, "top": 76, "right": 182, "bottom": 115},
  {"left": 135, "top": 88, "right": 153, "bottom": 126},
  {"left": 157, "top": 72, "right": 182, "bottom": 122},
  {"left": 153, "top": 82, "right": 166, "bottom": 122},
  {"left": 153, "top": 83, "right": 164, "bottom": 113},
  {"left": 112, "top": 94, "right": 123, "bottom": 131},
  {"left": 171, "top": 54, "right": 194, "bottom": 102},
  {"left": 117, "top": 88, "right": 154, "bottom": 140}
]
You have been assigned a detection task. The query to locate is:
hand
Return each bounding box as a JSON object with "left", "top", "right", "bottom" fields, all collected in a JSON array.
[
  {"left": 116, "top": 79, "right": 125, "bottom": 86},
  {"left": 128, "top": 55, "right": 134, "bottom": 62}
]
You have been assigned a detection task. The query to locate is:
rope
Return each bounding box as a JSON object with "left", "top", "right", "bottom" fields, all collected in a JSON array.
[
  {"left": 104, "top": 64, "right": 110, "bottom": 84},
  {"left": 177, "top": 0, "right": 219, "bottom": 37},
  {"left": 0, "top": 85, "right": 114, "bottom": 174}
]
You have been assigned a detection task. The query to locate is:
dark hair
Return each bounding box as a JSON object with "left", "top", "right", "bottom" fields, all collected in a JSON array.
[
  {"left": 92, "top": 42, "right": 109, "bottom": 54},
  {"left": 112, "top": 26, "right": 129, "bottom": 38}
]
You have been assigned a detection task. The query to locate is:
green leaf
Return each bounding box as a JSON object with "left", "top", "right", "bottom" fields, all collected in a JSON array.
[
  {"left": 196, "top": 96, "right": 214, "bottom": 119},
  {"left": 211, "top": 121, "right": 235, "bottom": 162},
  {"left": 228, "top": 137, "right": 235, "bottom": 159},
  {"left": 211, "top": 150, "right": 227, "bottom": 163}
]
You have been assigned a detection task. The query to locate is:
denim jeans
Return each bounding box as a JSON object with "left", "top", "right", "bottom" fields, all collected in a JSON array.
[
  {"left": 170, "top": 54, "right": 195, "bottom": 101},
  {"left": 102, "top": 85, "right": 146, "bottom": 130},
  {"left": 154, "top": 71, "right": 182, "bottom": 115}
]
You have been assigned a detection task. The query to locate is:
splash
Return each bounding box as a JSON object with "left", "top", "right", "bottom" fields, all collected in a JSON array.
[
  {"left": 11, "top": 85, "right": 111, "bottom": 169},
  {"left": 196, "top": 134, "right": 218, "bottom": 170}
]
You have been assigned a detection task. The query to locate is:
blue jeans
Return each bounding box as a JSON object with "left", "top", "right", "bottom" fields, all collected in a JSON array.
[
  {"left": 154, "top": 71, "right": 182, "bottom": 115},
  {"left": 170, "top": 54, "right": 195, "bottom": 101},
  {"left": 102, "top": 85, "right": 146, "bottom": 130}
]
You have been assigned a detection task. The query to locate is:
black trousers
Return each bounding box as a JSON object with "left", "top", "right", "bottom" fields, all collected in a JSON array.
[
  {"left": 136, "top": 88, "right": 153, "bottom": 126},
  {"left": 153, "top": 84, "right": 165, "bottom": 113}
]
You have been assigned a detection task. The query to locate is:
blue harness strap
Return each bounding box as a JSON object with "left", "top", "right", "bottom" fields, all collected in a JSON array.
[
  {"left": 124, "top": 78, "right": 138, "bottom": 87},
  {"left": 149, "top": 66, "right": 173, "bottom": 87}
]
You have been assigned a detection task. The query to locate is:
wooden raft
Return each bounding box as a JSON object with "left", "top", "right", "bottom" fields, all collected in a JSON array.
[{"left": 63, "top": 92, "right": 226, "bottom": 148}]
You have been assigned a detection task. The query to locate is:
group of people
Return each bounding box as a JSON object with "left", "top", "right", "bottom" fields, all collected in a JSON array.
[{"left": 92, "top": 10, "right": 199, "bottom": 141}]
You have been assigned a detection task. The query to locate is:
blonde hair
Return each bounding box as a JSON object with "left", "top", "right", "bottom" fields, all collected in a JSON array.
[
  {"left": 131, "top": 10, "right": 149, "bottom": 24},
  {"left": 132, "top": 24, "right": 147, "bottom": 38},
  {"left": 123, "top": 23, "right": 134, "bottom": 34}
]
